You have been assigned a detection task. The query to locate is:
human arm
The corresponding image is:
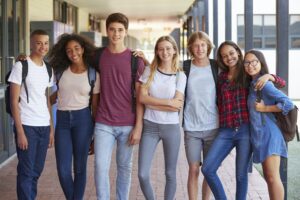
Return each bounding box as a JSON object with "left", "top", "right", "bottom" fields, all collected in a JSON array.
[
  {"left": 11, "top": 83, "right": 28, "bottom": 150},
  {"left": 133, "top": 50, "right": 150, "bottom": 66},
  {"left": 255, "top": 82, "right": 294, "bottom": 114},
  {"left": 255, "top": 74, "right": 286, "bottom": 90},
  {"left": 46, "top": 87, "right": 54, "bottom": 148},
  {"left": 128, "top": 82, "right": 144, "bottom": 145}
]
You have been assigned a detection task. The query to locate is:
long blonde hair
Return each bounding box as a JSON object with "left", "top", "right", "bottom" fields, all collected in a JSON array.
[{"left": 144, "top": 35, "right": 181, "bottom": 88}]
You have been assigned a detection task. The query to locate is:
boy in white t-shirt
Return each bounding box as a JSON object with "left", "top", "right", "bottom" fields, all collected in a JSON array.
[{"left": 8, "top": 29, "right": 54, "bottom": 200}]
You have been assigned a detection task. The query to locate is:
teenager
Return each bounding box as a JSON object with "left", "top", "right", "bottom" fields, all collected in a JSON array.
[
  {"left": 93, "top": 13, "right": 145, "bottom": 200},
  {"left": 9, "top": 29, "right": 54, "bottom": 200},
  {"left": 138, "top": 35, "right": 186, "bottom": 200},
  {"left": 183, "top": 31, "right": 218, "bottom": 200},
  {"left": 201, "top": 41, "right": 286, "bottom": 200},
  {"left": 244, "top": 49, "right": 293, "bottom": 200},
  {"left": 47, "top": 33, "right": 100, "bottom": 200}
]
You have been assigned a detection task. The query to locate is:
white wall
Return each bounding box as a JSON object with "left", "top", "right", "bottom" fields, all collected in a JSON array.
[{"left": 28, "top": 0, "right": 53, "bottom": 21}]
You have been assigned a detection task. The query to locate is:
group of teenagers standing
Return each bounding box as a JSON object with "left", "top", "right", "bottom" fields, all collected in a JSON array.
[{"left": 9, "top": 11, "right": 295, "bottom": 200}]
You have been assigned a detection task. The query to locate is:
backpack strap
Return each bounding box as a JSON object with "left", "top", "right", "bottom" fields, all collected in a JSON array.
[
  {"left": 131, "top": 52, "right": 139, "bottom": 113},
  {"left": 209, "top": 59, "right": 218, "bottom": 87},
  {"left": 183, "top": 60, "right": 192, "bottom": 78},
  {"left": 93, "top": 47, "right": 106, "bottom": 72},
  {"left": 20, "top": 60, "right": 29, "bottom": 103},
  {"left": 44, "top": 61, "right": 52, "bottom": 83},
  {"left": 55, "top": 70, "right": 64, "bottom": 91},
  {"left": 87, "top": 66, "right": 96, "bottom": 108}
]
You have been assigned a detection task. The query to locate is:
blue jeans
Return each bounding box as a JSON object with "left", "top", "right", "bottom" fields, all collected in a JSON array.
[
  {"left": 55, "top": 107, "right": 94, "bottom": 200},
  {"left": 14, "top": 125, "right": 50, "bottom": 200},
  {"left": 94, "top": 123, "right": 134, "bottom": 200},
  {"left": 201, "top": 123, "right": 252, "bottom": 200}
]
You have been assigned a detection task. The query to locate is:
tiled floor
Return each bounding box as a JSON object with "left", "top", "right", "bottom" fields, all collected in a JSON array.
[{"left": 0, "top": 134, "right": 269, "bottom": 200}]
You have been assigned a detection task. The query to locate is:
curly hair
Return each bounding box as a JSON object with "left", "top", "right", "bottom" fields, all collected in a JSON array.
[{"left": 48, "top": 33, "right": 96, "bottom": 74}]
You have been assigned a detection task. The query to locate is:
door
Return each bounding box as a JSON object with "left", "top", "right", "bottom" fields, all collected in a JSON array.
[{"left": 0, "top": 0, "right": 26, "bottom": 163}]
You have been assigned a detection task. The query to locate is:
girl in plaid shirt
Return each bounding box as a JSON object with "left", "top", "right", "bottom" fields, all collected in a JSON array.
[{"left": 202, "top": 41, "right": 285, "bottom": 200}]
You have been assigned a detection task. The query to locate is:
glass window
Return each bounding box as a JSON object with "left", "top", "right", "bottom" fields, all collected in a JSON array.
[
  {"left": 291, "top": 37, "right": 300, "bottom": 48},
  {"left": 264, "top": 15, "right": 276, "bottom": 35},
  {"left": 253, "top": 15, "right": 263, "bottom": 35},
  {"left": 265, "top": 37, "right": 276, "bottom": 48},
  {"left": 253, "top": 37, "right": 262, "bottom": 48},
  {"left": 290, "top": 15, "right": 300, "bottom": 35},
  {"left": 237, "top": 37, "right": 245, "bottom": 49},
  {"left": 237, "top": 15, "right": 244, "bottom": 35}
]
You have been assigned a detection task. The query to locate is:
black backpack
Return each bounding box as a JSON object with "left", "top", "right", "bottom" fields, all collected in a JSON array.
[
  {"left": 256, "top": 90, "right": 299, "bottom": 142},
  {"left": 55, "top": 66, "right": 96, "bottom": 107},
  {"left": 5, "top": 60, "right": 52, "bottom": 116},
  {"left": 92, "top": 47, "right": 138, "bottom": 113}
]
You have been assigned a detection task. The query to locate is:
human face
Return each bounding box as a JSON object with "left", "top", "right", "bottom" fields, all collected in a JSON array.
[
  {"left": 107, "top": 22, "right": 127, "bottom": 46},
  {"left": 244, "top": 53, "right": 261, "bottom": 78},
  {"left": 156, "top": 40, "right": 176, "bottom": 63},
  {"left": 65, "top": 40, "right": 84, "bottom": 64},
  {"left": 30, "top": 34, "right": 49, "bottom": 57},
  {"left": 220, "top": 45, "right": 240, "bottom": 69},
  {"left": 191, "top": 39, "right": 208, "bottom": 59}
]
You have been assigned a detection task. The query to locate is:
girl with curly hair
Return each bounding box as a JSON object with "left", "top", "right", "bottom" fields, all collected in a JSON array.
[{"left": 48, "top": 33, "right": 100, "bottom": 200}]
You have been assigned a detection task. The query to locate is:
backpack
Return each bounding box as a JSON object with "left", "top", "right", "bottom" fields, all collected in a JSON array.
[
  {"left": 5, "top": 60, "right": 52, "bottom": 116},
  {"left": 55, "top": 66, "right": 96, "bottom": 107},
  {"left": 256, "top": 90, "right": 299, "bottom": 142},
  {"left": 92, "top": 47, "right": 138, "bottom": 113}
]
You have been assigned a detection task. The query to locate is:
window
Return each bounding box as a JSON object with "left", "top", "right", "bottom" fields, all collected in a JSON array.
[
  {"left": 237, "top": 14, "right": 276, "bottom": 49},
  {"left": 237, "top": 14, "right": 300, "bottom": 49},
  {"left": 53, "top": 0, "right": 77, "bottom": 32},
  {"left": 290, "top": 15, "right": 300, "bottom": 48}
]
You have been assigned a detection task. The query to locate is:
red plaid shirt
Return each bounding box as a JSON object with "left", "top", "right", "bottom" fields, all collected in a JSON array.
[
  {"left": 217, "top": 72, "right": 286, "bottom": 128},
  {"left": 217, "top": 72, "right": 249, "bottom": 128}
]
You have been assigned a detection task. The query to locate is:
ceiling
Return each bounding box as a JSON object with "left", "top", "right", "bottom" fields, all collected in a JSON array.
[{"left": 65, "top": 0, "right": 194, "bottom": 21}]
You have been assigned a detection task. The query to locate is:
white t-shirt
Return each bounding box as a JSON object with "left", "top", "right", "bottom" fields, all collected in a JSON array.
[
  {"left": 57, "top": 67, "right": 100, "bottom": 111},
  {"left": 140, "top": 66, "right": 187, "bottom": 124},
  {"left": 8, "top": 58, "right": 54, "bottom": 126},
  {"left": 183, "top": 63, "right": 219, "bottom": 131}
]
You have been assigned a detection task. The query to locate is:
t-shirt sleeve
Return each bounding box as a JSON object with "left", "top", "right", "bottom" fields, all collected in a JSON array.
[
  {"left": 139, "top": 66, "right": 151, "bottom": 84},
  {"left": 93, "top": 72, "right": 100, "bottom": 94},
  {"left": 136, "top": 57, "right": 146, "bottom": 82},
  {"left": 176, "top": 71, "right": 187, "bottom": 95},
  {"left": 8, "top": 61, "right": 23, "bottom": 85}
]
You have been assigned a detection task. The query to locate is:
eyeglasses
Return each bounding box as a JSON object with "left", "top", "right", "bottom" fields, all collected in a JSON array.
[{"left": 244, "top": 60, "right": 259, "bottom": 67}]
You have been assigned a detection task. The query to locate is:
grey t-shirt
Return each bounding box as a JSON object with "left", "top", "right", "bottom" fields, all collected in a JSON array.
[{"left": 183, "top": 63, "right": 219, "bottom": 131}]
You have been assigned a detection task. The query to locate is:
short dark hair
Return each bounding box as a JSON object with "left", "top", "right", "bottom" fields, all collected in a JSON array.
[
  {"left": 30, "top": 29, "right": 48, "bottom": 39},
  {"left": 106, "top": 13, "right": 129, "bottom": 30}
]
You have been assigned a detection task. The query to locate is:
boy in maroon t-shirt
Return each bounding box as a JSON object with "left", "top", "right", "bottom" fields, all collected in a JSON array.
[{"left": 93, "top": 13, "right": 145, "bottom": 200}]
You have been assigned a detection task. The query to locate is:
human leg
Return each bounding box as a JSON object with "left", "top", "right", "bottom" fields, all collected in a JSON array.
[
  {"left": 94, "top": 123, "right": 116, "bottom": 200},
  {"left": 201, "top": 128, "right": 235, "bottom": 200},
  {"left": 160, "top": 123, "right": 181, "bottom": 200},
  {"left": 138, "top": 120, "right": 160, "bottom": 200},
  {"left": 262, "top": 155, "right": 284, "bottom": 200},
  {"left": 31, "top": 126, "right": 50, "bottom": 199},
  {"left": 184, "top": 132, "right": 203, "bottom": 200},
  {"left": 234, "top": 124, "right": 251, "bottom": 200},
  {"left": 55, "top": 110, "right": 74, "bottom": 199},
  {"left": 71, "top": 108, "right": 94, "bottom": 199}
]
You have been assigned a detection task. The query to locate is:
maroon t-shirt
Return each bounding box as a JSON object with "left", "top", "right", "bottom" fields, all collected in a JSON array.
[{"left": 95, "top": 48, "right": 145, "bottom": 126}]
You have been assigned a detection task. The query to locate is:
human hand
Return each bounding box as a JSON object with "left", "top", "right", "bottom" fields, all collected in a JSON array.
[
  {"left": 128, "top": 126, "right": 142, "bottom": 145},
  {"left": 133, "top": 50, "right": 150, "bottom": 65},
  {"left": 16, "top": 54, "right": 27, "bottom": 62},
  {"left": 168, "top": 98, "right": 183, "bottom": 110},
  {"left": 255, "top": 100, "right": 266, "bottom": 112},
  {"left": 255, "top": 74, "right": 272, "bottom": 91},
  {"left": 17, "top": 132, "right": 28, "bottom": 150}
]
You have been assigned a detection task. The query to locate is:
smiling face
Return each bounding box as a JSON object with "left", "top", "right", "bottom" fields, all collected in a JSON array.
[
  {"left": 156, "top": 40, "right": 176, "bottom": 64},
  {"left": 30, "top": 34, "right": 49, "bottom": 57},
  {"left": 220, "top": 44, "right": 240, "bottom": 70},
  {"left": 106, "top": 22, "right": 127, "bottom": 46},
  {"left": 191, "top": 39, "right": 208, "bottom": 60},
  {"left": 65, "top": 40, "right": 84, "bottom": 64},
  {"left": 244, "top": 53, "right": 261, "bottom": 78}
]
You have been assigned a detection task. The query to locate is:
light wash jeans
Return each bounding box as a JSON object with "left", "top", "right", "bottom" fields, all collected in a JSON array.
[{"left": 94, "top": 122, "right": 133, "bottom": 200}]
